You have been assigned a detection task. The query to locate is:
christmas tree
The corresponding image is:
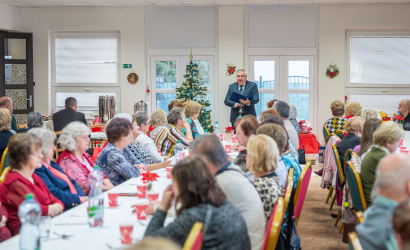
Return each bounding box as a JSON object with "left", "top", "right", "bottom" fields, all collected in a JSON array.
[{"left": 176, "top": 53, "right": 213, "bottom": 132}]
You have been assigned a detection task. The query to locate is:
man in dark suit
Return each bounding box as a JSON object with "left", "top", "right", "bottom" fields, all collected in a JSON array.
[
  {"left": 53, "top": 97, "right": 87, "bottom": 132},
  {"left": 224, "top": 69, "right": 259, "bottom": 127}
]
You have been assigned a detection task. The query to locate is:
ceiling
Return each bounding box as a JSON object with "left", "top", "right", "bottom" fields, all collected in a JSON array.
[{"left": 0, "top": 0, "right": 410, "bottom": 8}]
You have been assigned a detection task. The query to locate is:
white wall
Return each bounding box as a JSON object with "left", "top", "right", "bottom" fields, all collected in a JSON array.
[
  {"left": 18, "top": 7, "right": 145, "bottom": 116},
  {"left": 0, "top": 3, "right": 19, "bottom": 31}
]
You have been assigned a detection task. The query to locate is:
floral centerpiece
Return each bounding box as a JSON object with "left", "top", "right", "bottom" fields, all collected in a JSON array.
[
  {"left": 393, "top": 114, "right": 404, "bottom": 127},
  {"left": 41, "top": 114, "right": 49, "bottom": 121},
  {"left": 141, "top": 171, "right": 159, "bottom": 191},
  {"left": 224, "top": 126, "right": 234, "bottom": 142},
  {"left": 379, "top": 111, "right": 389, "bottom": 122}
]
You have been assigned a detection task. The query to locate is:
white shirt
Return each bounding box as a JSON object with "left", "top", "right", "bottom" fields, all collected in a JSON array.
[
  {"left": 135, "top": 132, "right": 164, "bottom": 163},
  {"left": 284, "top": 119, "right": 299, "bottom": 152}
]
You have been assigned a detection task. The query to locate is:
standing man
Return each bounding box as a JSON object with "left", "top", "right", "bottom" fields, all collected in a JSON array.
[
  {"left": 398, "top": 99, "right": 410, "bottom": 131},
  {"left": 0, "top": 96, "right": 17, "bottom": 131},
  {"left": 52, "top": 97, "right": 87, "bottom": 132},
  {"left": 224, "top": 69, "right": 259, "bottom": 127}
]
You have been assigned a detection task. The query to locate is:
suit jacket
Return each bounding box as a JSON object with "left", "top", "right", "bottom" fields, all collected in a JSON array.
[
  {"left": 52, "top": 107, "right": 87, "bottom": 132},
  {"left": 224, "top": 81, "right": 259, "bottom": 123},
  {"left": 35, "top": 161, "right": 85, "bottom": 210}
]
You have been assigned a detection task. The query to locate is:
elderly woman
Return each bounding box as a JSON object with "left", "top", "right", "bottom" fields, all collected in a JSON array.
[
  {"left": 345, "top": 102, "right": 362, "bottom": 119},
  {"left": 150, "top": 109, "right": 168, "bottom": 141},
  {"left": 336, "top": 116, "right": 364, "bottom": 167},
  {"left": 246, "top": 134, "right": 284, "bottom": 221},
  {"left": 17, "top": 111, "right": 44, "bottom": 133},
  {"left": 324, "top": 100, "right": 347, "bottom": 134},
  {"left": 56, "top": 122, "right": 114, "bottom": 195},
  {"left": 361, "top": 121, "right": 404, "bottom": 206},
  {"left": 288, "top": 103, "right": 300, "bottom": 133},
  {"left": 0, "top": 108, "right": 15, "bottom": 158},
  {"left": 354, "top": 118, "right": 382, "bottom": 162},
  {"left": 231, "top": 115, "right": 259, "bottom": 173},
  {"left": 96, "top": 118, "right": 142, "bottom": 186},
  {"left": 361, "top": 108, "right": 382, "bottom": 121},
  {"left": 182, "top": 101, "right": 203, "bottom": 139},
  {"left": 28, "top": 128, "right": 87, "bottom": 210},
  {"left": 0, "top": 133, "right": 64, "bottom": 235},
  {"left": 145, "top": 156, "right": 250, "bottom": 249}
]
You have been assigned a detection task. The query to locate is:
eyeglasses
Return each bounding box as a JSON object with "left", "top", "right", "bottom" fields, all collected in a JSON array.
[{"left": 31, "top": 150, "right": 42, "bottom": 157}]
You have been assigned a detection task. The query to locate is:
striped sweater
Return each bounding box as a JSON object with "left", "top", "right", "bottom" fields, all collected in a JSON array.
[{"left": 154, "top": 123, "right": 189, "bottom": 157}]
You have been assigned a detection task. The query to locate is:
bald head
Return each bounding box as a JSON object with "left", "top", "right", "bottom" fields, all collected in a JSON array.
[
  {"left": 0, "top": 97, "right": 12, "bottom": 113},
  {"left": 373, "top": 154, "right": 410, "bottom": 202}
]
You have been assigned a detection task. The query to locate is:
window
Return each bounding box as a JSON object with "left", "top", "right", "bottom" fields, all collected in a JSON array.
[{"left": 51, "top": 32, "right": 120, "bottom": 114}]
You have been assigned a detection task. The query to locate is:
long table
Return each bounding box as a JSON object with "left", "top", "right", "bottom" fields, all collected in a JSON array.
[{"left": 0, "top": 168, "right": 172, "bottom": 250}]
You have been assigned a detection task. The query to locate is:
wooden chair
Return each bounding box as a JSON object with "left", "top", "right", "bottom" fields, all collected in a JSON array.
[
  {"left": 17, "top": 124, "right": 27, "bottom": 129},
  {"left": 183, "top": 222, "right": 203, "bottom": 250},
  {"left": 54, "top": 131, "right": 64, "bottom": 161},
  {"left": 0, "top": 166, "right": 10, "bottom": 183},
  {"left": 262, "top": 197, "right": 285, "bottom": 250},
  {"left": 0, "top": 148, "right": 9, "bottom": 175},
  {"left": 294, "top": 163, "right": 312, "bottom": 226},
  {"left": 348, "top": 232, "right": 363, "bottom": 250},
  {"left": 355, "top": 211, "right": 364, "bottom": 224},
  {"left": 346, "top": 161, "right": 367, "bottom": 212}
]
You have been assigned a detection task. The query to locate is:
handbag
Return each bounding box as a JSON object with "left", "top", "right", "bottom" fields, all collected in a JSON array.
[{"left": 298, "top": 135, "right": 306, "bottom": 164}]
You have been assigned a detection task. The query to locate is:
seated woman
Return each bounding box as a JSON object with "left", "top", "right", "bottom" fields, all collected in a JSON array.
[
  {"left": 232, "top": 115, "right": 259, "bottom": 173},
  {"left": 256, "top": 123, "right": 290, "bottom": 189},
  {"left": 361, "top": 121, "right": 404, "bottom": 206},
  {"left": 246, "top": 134, "right": 284, "bottom": 221},
  {"left": 96, "top": 118, "right": 142, "bottom": 186},
  {"left": 0, "top": 108, "right": 16, "bottom": 158},
  {"left": 0, "top": 133, "right": 64, "bottom": 235},
  {"left": 28, "top": 128, "right": 88, "bottom": 210},
  {"left": 355, "top": 118, "right": 382, "bottom": 163},
  {"left": 57, "top": 122, "right": 114, "bottom": 195},
  {"left": 181, "top": 101, "right": 203, "bottom": 139},
  {"left": 17, "top": 111, "right": 44, "bottom": 133},
  {"left": 336, "top": 116, "right": 364, "bottom": 167},
  {"left": 324, "top": 100, "right": 347, "bottom": 134},
  {"left": 345, "top": 102, "right": 362, "bottom": 119},
  {"left": 150, "top": 109, "right": 168, "bottom": 141},
  {"left": 144, "top": 156, "right": 250, "bottom": 249}
]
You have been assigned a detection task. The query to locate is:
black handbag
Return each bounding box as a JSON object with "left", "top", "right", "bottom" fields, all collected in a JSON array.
[{"left": 298, "top": 135, "right": 306, "bottom": 164}]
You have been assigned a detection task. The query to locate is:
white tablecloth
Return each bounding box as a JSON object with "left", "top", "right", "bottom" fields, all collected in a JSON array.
[{"left": 0, "top": 168, "right": 172, "bottom": 250}]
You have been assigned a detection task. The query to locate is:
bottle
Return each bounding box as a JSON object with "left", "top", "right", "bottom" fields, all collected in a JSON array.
[
  {"left": 174, "top": 140, "right": 184, "bottom": 163},
  {"left": 88, "top": 166, "right": 104, "bottom": 227},
  {"left": 214, "top": 121, "right": 220, "bottom": 136},
  {"left": 204, "top": 130, "right": 208, "bottom": 134},
  {"left": 18, "top": 193, "right": 41, "bottom": 250}
]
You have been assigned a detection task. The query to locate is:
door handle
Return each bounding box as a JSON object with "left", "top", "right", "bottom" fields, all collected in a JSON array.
[{"left": 27, "top": 95, "right": 32, "bottom": 107}]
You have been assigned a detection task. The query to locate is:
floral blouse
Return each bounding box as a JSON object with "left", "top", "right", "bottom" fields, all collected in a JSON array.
[
  {"left": 253, "top": 172, "right": 284, "bottom": 221},
  {"left": 127, "top": 142, "right": 155, "bottom": 165},
  {"left": 57, "top": 150, "right": 107, "bottom": 195}
]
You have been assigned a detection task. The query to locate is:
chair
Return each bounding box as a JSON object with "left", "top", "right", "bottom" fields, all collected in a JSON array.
[
  {"left": 344, "top": 149, "right": 353, "bottom": 166},
  {"left": 294, "top": 163, "right": 312, "bottom": 226},
  {"left": 287, "top": 168, "right": 294, "bottom": 187},
  {"left": 17, "top": 124, "right": 27, "bottom": 129},
  {"left": 0, "top": 166, "right": 10, "bottom": 183},
  {"left": 262, "top": 197, "right": 285, "bottom": 250},
  {"left": 355, "top": 211, "right": 364, "bottom": 224},
  {"left": 323, "top": 125, "right": 330, "bottom": 143},
  {"left": 332, "top": 145, "right": 344, "bottom": 227},
  {"left": 89, "top": 124, "right": 107, "bottom": 148},
  {"left": 183, "top": 222, "right": 203, "bottom": 250},
  {"left": 54, "top": 131, "right": 64, "bottom": 161},
  {"left": 0, "top": 148, "right": 9, "bottom": 175},
  {"left": 284, "top": 176, "right": 294, "bottom": 212},
  {"left": 346, "top": 161, "right": 367, "bottom": 212},
  {"left": 348, "top": 232, "right": 364, "bottom": 250}
]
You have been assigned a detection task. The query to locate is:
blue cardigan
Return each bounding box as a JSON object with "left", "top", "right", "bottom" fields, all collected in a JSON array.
[{"left": 35, "top": 161, "right": 85, "bottom": 210}]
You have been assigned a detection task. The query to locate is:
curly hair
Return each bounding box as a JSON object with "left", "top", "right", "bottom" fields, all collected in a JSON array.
[
  {"left": 151, "top": 110, "right": 167, "bottom": 129},
  {"left": 58, "top": 122, "right": 91, "bottom": 151},
  {"left": 0, "top": 108, "right": 11, "bottom": 131},
  {"left": 330, "top": 100, "right": 345, "bottom": 116},
  {"left": 28, "top": 128, "right": 56, "bottom": 157},
  {"left": 346, "top": 102, "right": 362, "bottom": 117},
  {"left": 106, "top": 117, "right": 133, "bottom": 143}
]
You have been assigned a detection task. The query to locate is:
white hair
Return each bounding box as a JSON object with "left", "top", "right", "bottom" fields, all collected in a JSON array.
[
  {"left": 113, "top": 113, "right": 133, "bottom": 123},
  {"left": 28, "top": 128, "right": 56, "bottom": 157},
  {"left": 288, "top": 103, "right": 297, "bottom": 119},
  {"left": 58, "top": 122, "right": 90, "bottom": 151}
]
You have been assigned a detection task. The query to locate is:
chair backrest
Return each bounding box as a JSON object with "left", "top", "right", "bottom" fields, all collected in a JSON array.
[
  {"left": 262, "top": 197, "right": 285, "bottom": 250},
  {"left": 344, "top": 149, "right": 353, "bottom": 165},
  {"left": 355, "top": 211, "right": 364, "bottom": 224},
  {"left": 17, "top": 124, "right": 27, "bottom": 129},
  {"left": 348, "top": 232, "right": 364, "bottom": 250},
  {"left": 54, "top": 131, "right": 64, "bottom": 161},
  {"left": 332, "top": 144, "right": 344, "bottom": 184},
  {"left": 284, "top": 178, "right": 294, "bottom": 212},
  {"left": 183, "top": 222, "right": 203, "bottom": 250},
  {"left": 336, "top": 133, "right": 344, "bottom": 140},
  {"left": 0, "top": 147, "right": 9, "bottom": 175},
  {"left": 323, "top": 126, "right": 330, "bottom": 143},
  {"left": 346, "top": 161, "right": 367, "bottom": 211},
  {"left": 287, "top": 168, "right": 294, "bottom": 186},
  {"left": 0, "top": 166, "right": 11, "bottom": 183},
  {"left": 294, "top": 163, "right": 312, "bottom": 225}
]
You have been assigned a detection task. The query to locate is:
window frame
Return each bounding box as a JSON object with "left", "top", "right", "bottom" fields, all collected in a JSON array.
[{"left": 346, "top": 30, "right": 410, "bottom": 88}]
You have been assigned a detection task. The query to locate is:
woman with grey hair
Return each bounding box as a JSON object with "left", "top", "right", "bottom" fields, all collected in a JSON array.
[
  {"left": 56, "top": 121, "right": 114, "bottom": 195},
  {"left": 17, "top": 111, "right": 44, "bottom": 133},
  {"left": 29, "top": 128, "right": 88, "bottom": 210},
  {"left": 288, "top": 103, "right": 300, "bottom": 133}
]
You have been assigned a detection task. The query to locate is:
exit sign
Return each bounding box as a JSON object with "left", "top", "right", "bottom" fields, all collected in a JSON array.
[{"left": 123, "top": 64, "right": 132, "bottom": 69}]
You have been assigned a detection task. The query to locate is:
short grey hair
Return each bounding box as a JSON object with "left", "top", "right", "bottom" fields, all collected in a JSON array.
[
  {"left": 288, "top": 103, "right": 297, "bottom": 120},
  {"left": 59, "top": 121, "right": 91, "bottom": 151},
  {"left": 28, "top": 128, "right": 55, "bottom": 157},
  {"left": 134, "top": 111, "right": 149, "bottom": 127},
  {"left": 189, "top": 134, "right": 228, "bottom": 168},
  {"left": 236, "top": 69, "right": 247, "bottom": 76},
  {"left": 113, "top": 113, "right": 133, "bottom": 123},
  {"left": 400, "top": 99, "right": 410, "bottom": 109},
  {"left": 273, "top": 100, "right": 290, "bottom": 118},
  {"left": 168, "top": 107, "right": 184, "bottom": 125},
  {"left": 27, "top": 112, "right": 44, "bottom": 128}
]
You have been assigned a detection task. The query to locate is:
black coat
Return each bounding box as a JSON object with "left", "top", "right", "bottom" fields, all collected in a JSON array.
[{"left": 52, "top": 107, "right": 87, "bottom": 132}]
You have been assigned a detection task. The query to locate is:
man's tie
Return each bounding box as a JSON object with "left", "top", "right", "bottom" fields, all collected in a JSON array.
[{"left": 240, "top": 85, "right": 244, "bottom": 95}]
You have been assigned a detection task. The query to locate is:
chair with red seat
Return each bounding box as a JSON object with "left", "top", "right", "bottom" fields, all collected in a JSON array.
[
  {"left": 183, "top": 222, "right": 203, "bottom": 250},
  {"left": 262, "top": 197, "right": 285, "bottom": 250},
  {"left": 294, "top": 163, "right": 312, "bottom": 226}
]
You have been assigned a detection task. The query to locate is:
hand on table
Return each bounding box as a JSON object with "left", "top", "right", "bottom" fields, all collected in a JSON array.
[
  {"left": 239, "top": 98, "right": 250, "bottom": 105},
  {"left": 48, "top": 203, "right": 63, "bottom": 217}
]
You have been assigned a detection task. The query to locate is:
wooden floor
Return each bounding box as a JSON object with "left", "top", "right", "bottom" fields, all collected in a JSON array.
[{"left": 297, "top": 163, "right": 346, "bottom": 250}]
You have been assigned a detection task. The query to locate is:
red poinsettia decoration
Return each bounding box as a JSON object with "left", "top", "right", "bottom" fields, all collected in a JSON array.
[
  {"left": 141, "top": 171, "right": 159, "bottom": 184},
  {"left": 395, "top": 115, "right": 404, "bottom": 122},
  {"left": 225, "top": 126, "right": 234, "bottom": 133}
]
